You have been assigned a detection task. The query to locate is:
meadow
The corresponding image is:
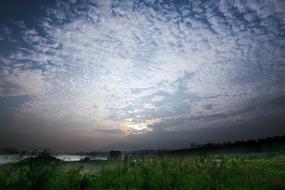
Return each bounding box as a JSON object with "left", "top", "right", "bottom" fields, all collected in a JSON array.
[{"left": 0, "top": 151, "right": 285, "bottom": 190}]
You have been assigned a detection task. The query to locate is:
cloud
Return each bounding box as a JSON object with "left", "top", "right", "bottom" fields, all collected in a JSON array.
[
  {"left": 94, "top": 128, "right": 123, "bottom": 135},
  {"left": 0, "top": 69, "right": 45, "bottom": 97},
  {"left": 115, "top": 112, "right": 285, "bottom": 150},
  {"left": 1, "top": 0, "right": 284, "bottom": 141}
]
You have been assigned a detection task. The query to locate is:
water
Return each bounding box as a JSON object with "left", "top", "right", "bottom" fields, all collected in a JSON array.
[
  {"left": 0, "top": 155, "right": 20, "bottom": 164},
  {"left": 54, "top": 154, "right": 107, "bottom": 161},
  {"left": 0, "top": 154, "right": 108, "bottom": 164}
]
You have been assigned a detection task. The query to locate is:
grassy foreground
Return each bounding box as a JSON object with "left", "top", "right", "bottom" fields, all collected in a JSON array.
[{"left": 0, "top": 153, "right": 285, "bottom": 190}]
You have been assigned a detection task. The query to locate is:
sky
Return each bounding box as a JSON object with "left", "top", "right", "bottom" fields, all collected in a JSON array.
[{"left": 0, "top": 0, "right": 285, "bottom": 151}]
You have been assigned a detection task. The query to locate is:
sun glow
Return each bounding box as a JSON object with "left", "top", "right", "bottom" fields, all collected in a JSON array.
[
  {"left": 122, "top": 119, "right": 161, "bottom": 134},
  {"left": 129, "top": 123, "right": 152, "bottom": 132}
]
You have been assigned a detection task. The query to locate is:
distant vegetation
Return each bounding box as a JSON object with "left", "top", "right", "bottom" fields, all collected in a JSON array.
[
  {"left": 172, "top": 135, "right": 285, "bottom": 154},
  {"left": 0, "top": 136, "right": 285, "bottom": 190}
]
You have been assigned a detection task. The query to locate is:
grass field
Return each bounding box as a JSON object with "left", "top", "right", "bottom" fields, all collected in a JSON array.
[{"left": 0, "top": 152, "right": 285, "bottom": 190}]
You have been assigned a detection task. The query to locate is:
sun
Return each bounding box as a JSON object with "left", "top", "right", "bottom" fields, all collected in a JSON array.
[
  {"left": 129, "top": 122, "right": 151, "bottom": 132},
  {"left": 122, "top": 119, "right": 161, "bottom": 134}
]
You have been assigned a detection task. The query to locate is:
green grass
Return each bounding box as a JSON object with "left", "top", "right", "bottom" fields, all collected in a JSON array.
[{"left": 0, "top": 153, "right": 285, "bottom": 190}]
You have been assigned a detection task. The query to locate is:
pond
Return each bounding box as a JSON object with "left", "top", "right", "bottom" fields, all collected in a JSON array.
[{"left": 0, "top": 154, "right": 108, "bottom": 164}]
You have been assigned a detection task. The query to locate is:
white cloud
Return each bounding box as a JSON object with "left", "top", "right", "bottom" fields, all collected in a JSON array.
[
  {"left": 152, "top": 95, "right": 165, "bottom": 102},
  {"left": 3, "top": 0, "right": 285, "bottom": 135},
  {"left": 0, "top": 69, "right": 45, "bottom": 97}
]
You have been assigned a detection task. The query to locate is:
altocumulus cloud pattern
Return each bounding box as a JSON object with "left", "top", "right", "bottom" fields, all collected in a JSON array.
[{"left": 0, "top": 0, "right": 285, "bottom": 150}]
